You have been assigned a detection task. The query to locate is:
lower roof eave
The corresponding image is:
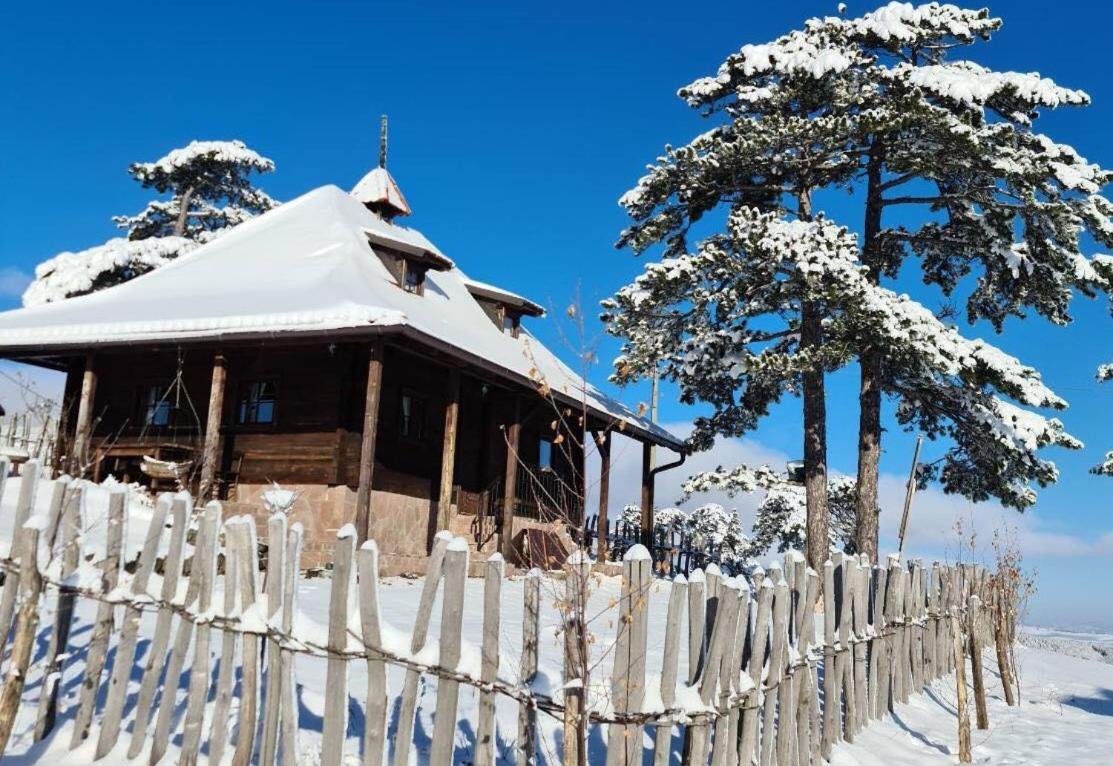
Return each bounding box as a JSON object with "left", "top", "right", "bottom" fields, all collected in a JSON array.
[{"left": 0, "top": 324, "right": 686, "bottom": 453}]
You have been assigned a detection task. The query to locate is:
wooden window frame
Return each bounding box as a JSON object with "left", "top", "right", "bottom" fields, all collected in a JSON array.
[
  {"left": 398, "top": 388, "right": 428, "bottom": 443},
  {"left": 235, "top": 377, "right": 280, "bottom": 428},
  {"left": 135, "top": 381, "right": 173, "bottom": 429}
]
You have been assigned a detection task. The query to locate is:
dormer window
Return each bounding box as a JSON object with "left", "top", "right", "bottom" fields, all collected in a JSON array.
[
  {"left": 502, "top": 311, "right": 521, "bottom": 338},
  {"left": 464, "top": 278, "right": 545, "bottom": 337},
  {"left": 403, "top": 262, "right": 426, "bottom": 294},
  {"left": 366, "top": 232, "right": 452, "bottom": 297}
]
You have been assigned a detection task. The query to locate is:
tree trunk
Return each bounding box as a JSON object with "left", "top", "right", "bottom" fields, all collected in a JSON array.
[
  {"left": 855, "top": 143, "right": 885, "bottom": 563},
  {"left": 801, "top": 299, "right": 829, "bottom": 577},
  {"left": 174, "top": 186, "right": 196, "bottom": 237}
]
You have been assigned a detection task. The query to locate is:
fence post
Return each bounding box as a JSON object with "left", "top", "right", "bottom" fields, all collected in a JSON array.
[
  {"left": 652, "top": 574, "right": 687, "bottom": 766},
  {"left": 475, "top": 553, "right": 505, "bottom": 766},
  {"left": 262, "top": 513, "right": 289, "bottom": 766},
  {"left": 0, "top": 460, "right": 42, "bottom": 645},
  {"left": 0, "top": 521, "right": 44, "bottom": 756},
  {"left": 710, "top": 578, "right": 744, "bottom": 766},
  {"left": 233, "top": 517, "right": 262, "bottom": 766},
  {"left": 690, "top": 577, "right": 740, "bottom": 766},
  {"left": 393, "top": 531, "right": 451, "bottom": 766},
  {"left": 356, "top": 539, "right": 388, "bottom": 766},
  {"left": 820, "top": 558, "right": 836, "bottom": 759},
  {"left": 180, "top": 502, "right": 223, "bottom": 765},
  {"left": 36, "top": 482, "right": 84, "bottom": 741},
  {"left": 280, "top": 523, "right": 304, "bottom": 766},
  {"left": 209, "top": 516, "right": 242, "bottom": 766},
  {"left": 322, "top": 525, "right": 356, "bottom": 766},
  {"left": 517, "top": 568, "right": 541, "bottom": 766},
  {"left": 429, "top": 538, "right": 469, "bottom": 766},
  {"left": 68, "top": 487, "right": 122, "bottom": 745},
  {"left": 740, "top": 576, "right": 772, "bottom": 766},
  {"left": 561, "top": 551, "right": 588, "bottom": 766},
  {"left": 607, "top": 544, "right": 652, "bottom": 766},
  {"left": 126, "top": 494, "right": 189, "bottom": 759},
  {"left": 968, "top": 594, "right": 989, "bottom": 730}
]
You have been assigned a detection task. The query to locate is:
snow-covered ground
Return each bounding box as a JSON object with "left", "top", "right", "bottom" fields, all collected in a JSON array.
[{"left": 1, "top": 477, "right": 1111, "bottom": 764}]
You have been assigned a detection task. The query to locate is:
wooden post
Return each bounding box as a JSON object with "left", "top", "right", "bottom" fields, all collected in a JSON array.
[
  {"left": 71, "top": 353, "right": 97, "bottom": 476},
  {"left": 322, "top": 526, "right": 356, "bottom": 766},
  {"left": 180, "top": 502, "right": 222, "bottom": 765},
  {"left": 208, "top": 517, "right": 241, "bottom": 766},
  {"left": 0, "top": 522, "right": 43, "bottom": 756},
  {"left": 355, "top": 341, "right": 385, "bottom": 543},
  {"left": 279, "top": 524, "right": 303, "bottom": 766},
  {"left": 69, "top": 488, "right": 122, "bottom": 746},
  {"left": 953, "top": 610, "right": 972, "bottom": 763},
  {"left": 476, "top": 554, "right": 505, "bottom": 766},
  {"left": 639, "top": 440, "right": 654, "bottom": 548},
  {"left": 359, "top": 540, "right": 389, "bottom": 766},
  {"left": 687, "top": 577, "right": 740, "bottom": 766},
  {"left": 500, "top": 396, "right": 521, "bottom": 560},
  {"left": 517, "top": 570, "right": 541, "bottom": 766},
  {"left": 233, "top": 518, "right": 262, "bottom": 766},
  {"left": 968, "top": 595, "right": 989, "bottom": 730},
  {"left": 740, "top": 578, "right": 772, "bottom": 765},
  {"left": 652, "top": 574, "right": 687, "bottom": 766},
  {"left": 437, "top": 368, "right": 461, "bottom": 532},
  {"left": 429, "top": 540, "right": 468, "bottom": 766},
  {"left": 607, "top": 545, "right": 652, "bottom": 766},
  {"left": 199, "top": 352, "right": 227, "bottom": 499},
  {"left": 262, "top": 513, "right": 289, "bottom": 766},
  {"left": 596, "top": 430, "right": 611, "bottom": 563},
  {"left": 562, "top": 551, "right": 590, "bottom": 766}
]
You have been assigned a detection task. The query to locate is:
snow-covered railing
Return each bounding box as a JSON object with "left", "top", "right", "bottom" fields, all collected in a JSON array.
[{"left": 0, "top": 460, "right": 1008, "bottom": 765}]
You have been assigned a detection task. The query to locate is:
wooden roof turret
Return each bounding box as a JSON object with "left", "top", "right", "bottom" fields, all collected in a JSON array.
[{"left": 351, "top": 115, "right": 412, "bottom": 220}]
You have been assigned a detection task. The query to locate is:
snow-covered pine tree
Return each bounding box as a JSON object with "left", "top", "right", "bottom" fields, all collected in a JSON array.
[
  {"left": 611, "top": 2, "right": 1103, "bottom": 563},
  {"left": 24, "top": 140, "right": 276, "bottom": 305},
  {"left": 746, "top": 475, "right": 859, "bottom": 558},
  {"left": 1092, "top": 256, "right": 1113, "bottom": 476}
]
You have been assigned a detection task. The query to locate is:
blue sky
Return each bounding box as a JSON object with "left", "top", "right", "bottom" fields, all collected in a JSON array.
[{"left": 1, "top": 1, "right": 1110, "bottom": 629}]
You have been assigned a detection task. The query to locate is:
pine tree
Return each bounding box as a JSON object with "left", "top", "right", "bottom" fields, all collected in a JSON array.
[
  {"left": 24, "top": 140, "right": 276, "bottom": 305},
  {"left": 608, "top": 2, "right": 1104, "bottom": 565}
]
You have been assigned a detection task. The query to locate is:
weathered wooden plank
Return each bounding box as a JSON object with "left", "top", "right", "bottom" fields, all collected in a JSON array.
[
  {"left": 355, "top": 341, "right": 384, "bottom": 542},
  {"left": 261, "top": 513, "right": 289, "bottom": 766},
  {"left": 561, "top": 551, "right": 589, "bottom": 766},
  {"left": 0, "top": 522, "right": 44, "bottom": 756},
  {"left": 475, "top": 552, "right": 507, "bottom": 764},
  {"left": 687, "top": 567, "right": 707, "bottom": 685},
  {"left": 436, "top": 368, "right": 461, "bottom": 531},
  {"left": 820, "top": 559, "right": 837, "bottom": 760},
  {"left": 739, "top": 576, "right": 772, "bottom": 766},
  {"left": 38, "top": 482, "right": 85, "bottom": 742},
  {"left": 652, "top": 574, "right": 687, "bottom": 766},
  {"left": 232, "top": 518, "right": 262, "bottom": 766},
  {"left": 358, "top": 539, "right": 388, "bottom": 766},
  {"left": 517, "top": 569, "right": 541, "bottom": 766},
  {"left": 762, "top": 573, "right": 788, "bottom": 766},
  {"left": 606, "top": 545, "right": 652, "bottom": 766},
  {"left": 150, "top": 496, "right": 213, "bottom": 766},
  {"left": 322, "top": 525, "right": 357, "bottom": 766},
  {"left": 179, "top": 502, "right": 222, "bottom": 763},
  {"left": 392, "top": 531, "right": 451, "bottom": 766},
  {"left": 0, "top": 461, "right": 42, "bottom": 645},
  {"left": 71, "top": 355, "right": 97, "bottom": 475},
  {"left": 710, "top": 579, "right": 743, "bottom": 766},
  {"left": 198, "top": 352, "right": 227, "bottom": 499},
  {"left": 279, "top": 523, "right": 304, "bottom": 766},
  {"left": 429, "top": 540, "right": 469, "bottom": 766},
  {"left": 687, "top": 576, "right": 740, "bottom": 766},
  {"left": 208, "top": 516, "right": 241, "bottom": 766},
  {"left": 68, "top": 487, "right": 123, "bottom": 745},
  {"left": 499, "top": 397, "right": 521, "bottom": 560},
  {"left": 124, "top": 494, "right": 189, "bottom": 759},
  {"left": 968, "top": 594, "right": 988, "bottom": 730}
]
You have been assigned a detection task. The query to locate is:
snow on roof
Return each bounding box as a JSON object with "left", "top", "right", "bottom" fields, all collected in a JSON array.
[
  {"left": 0, "top": 185, "right": 680, "bottom": 448},
  {"left": 462, "top": 276, "right": 545, "bottom": 317},
  {"left": 351, "top": 166, "right": 412, "bottom": 218}
]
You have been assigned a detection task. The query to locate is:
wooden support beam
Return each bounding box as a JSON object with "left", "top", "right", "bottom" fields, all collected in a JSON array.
[
  {"left": 198, "top": 353, "right": 227, "bottom": 499},
  {"left": 355, "top": 342, "right": 385, "bottom": 543},
  {"left": 500, "top": 397, "right": 521, "bottom": 560},
  {"left": 436, "top": 369, "right": 461, "bottom": 533},
  {"left": 596, "top": 430, "right": 611, "bottom": 563},
  {"left": 640, "top": 440, "right": 654, "bottom": 548},
  {"left": 71, "top": 354, "right": 97, "bottom": 477}
]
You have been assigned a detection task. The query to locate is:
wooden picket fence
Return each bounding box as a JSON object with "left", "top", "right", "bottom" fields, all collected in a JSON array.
[{"left": 0, "top": 458, "right": 1007, "bottom": 765}]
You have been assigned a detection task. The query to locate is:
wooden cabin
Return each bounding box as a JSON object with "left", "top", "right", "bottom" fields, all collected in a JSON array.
[{"left": 0, "top": 159, "right": 683, "bottom": 573}]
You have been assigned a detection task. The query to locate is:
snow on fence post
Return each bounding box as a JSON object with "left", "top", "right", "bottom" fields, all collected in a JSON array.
[
  {"left": 561, "top": 551, "right": 588, "bottom": 766},
  {"left": 67, "top": 486, "right": 123, "bottom": 745},
  {"left": 36, "top": 481, "right": 84, "bottom": 741},
  {"left": 180, "top": 501, "right": 223, "bottom": 764},
  {"left": 233, "top": 517, "right": 262, "bottom": 766},
  {"left": 703, "top": 562, "right": 722, "bottom": 650},
  {"left": 687, "top": 568, "right": 707, "bottom": 686},
  {"left": 393, "top": 531, "right": 451, "bottom": 766},
  {"left": 209, "top": 517, "right": 242, "bottom": 766},
  {"left": 358, "top": 540, "right": 388, "bottom": 766},
  {"left": 429, "top": 538, "right": 469, "bottom": 766},
  {"left": 690, "top": 576, "right": 740, "bottom": 766},
  {"left": 517, "top": 568, "right": 541, "bottom": 766},
  {"left": 606, "top": 544, "right": 652, "bottom": 766},
  {"left": 0, "top": 460, "right": 42, "bottom": 644},
  {"left": 476, "top": 553, "right": 505, "bottom": 766},
  {"left": 280, "top": 523, "right": 304, "bottom": 766},
  {"left": 262, "top": 513, "right": 289, "bottom": 766},
  {"left": 126, "top": 494, "right": 189, "bottom": 759},
  {"left": 652, "top": 574, "right": 687, "bottom": 766},
  {"left": 773, "top": 571, "right": 794, "bottom": 766},
  {"left": 322, "top": 525, "right": 356, "bottom": 766},
  {"left": 0, "top": 520, "right": 44, "bottom": 756}
]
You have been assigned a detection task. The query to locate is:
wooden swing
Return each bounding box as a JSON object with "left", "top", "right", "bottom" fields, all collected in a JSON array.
[{"left": 134, "top": 352, "right": 203, "bottom": 489}]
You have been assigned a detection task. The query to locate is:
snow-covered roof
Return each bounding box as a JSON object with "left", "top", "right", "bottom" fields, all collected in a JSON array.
[
  {"left": 0, "top": 185, "right": 680, "bottom": 449},
  {"left": 351, "top": 166, "right": 412, "bottom": 218},
  {"left": 462, "top": 276, "right": 545, "bottom": 317}
]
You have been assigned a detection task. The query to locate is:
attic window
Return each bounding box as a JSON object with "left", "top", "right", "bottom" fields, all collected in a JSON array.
[
  {"left": 502, "top": 312, "right": 521, "bottom": 338},
  {"left": 371, "top": 243, "right": 434, "bottom": 296},
  {"left": 403, "top": 262, "right": 426, "bottom": 294}
]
